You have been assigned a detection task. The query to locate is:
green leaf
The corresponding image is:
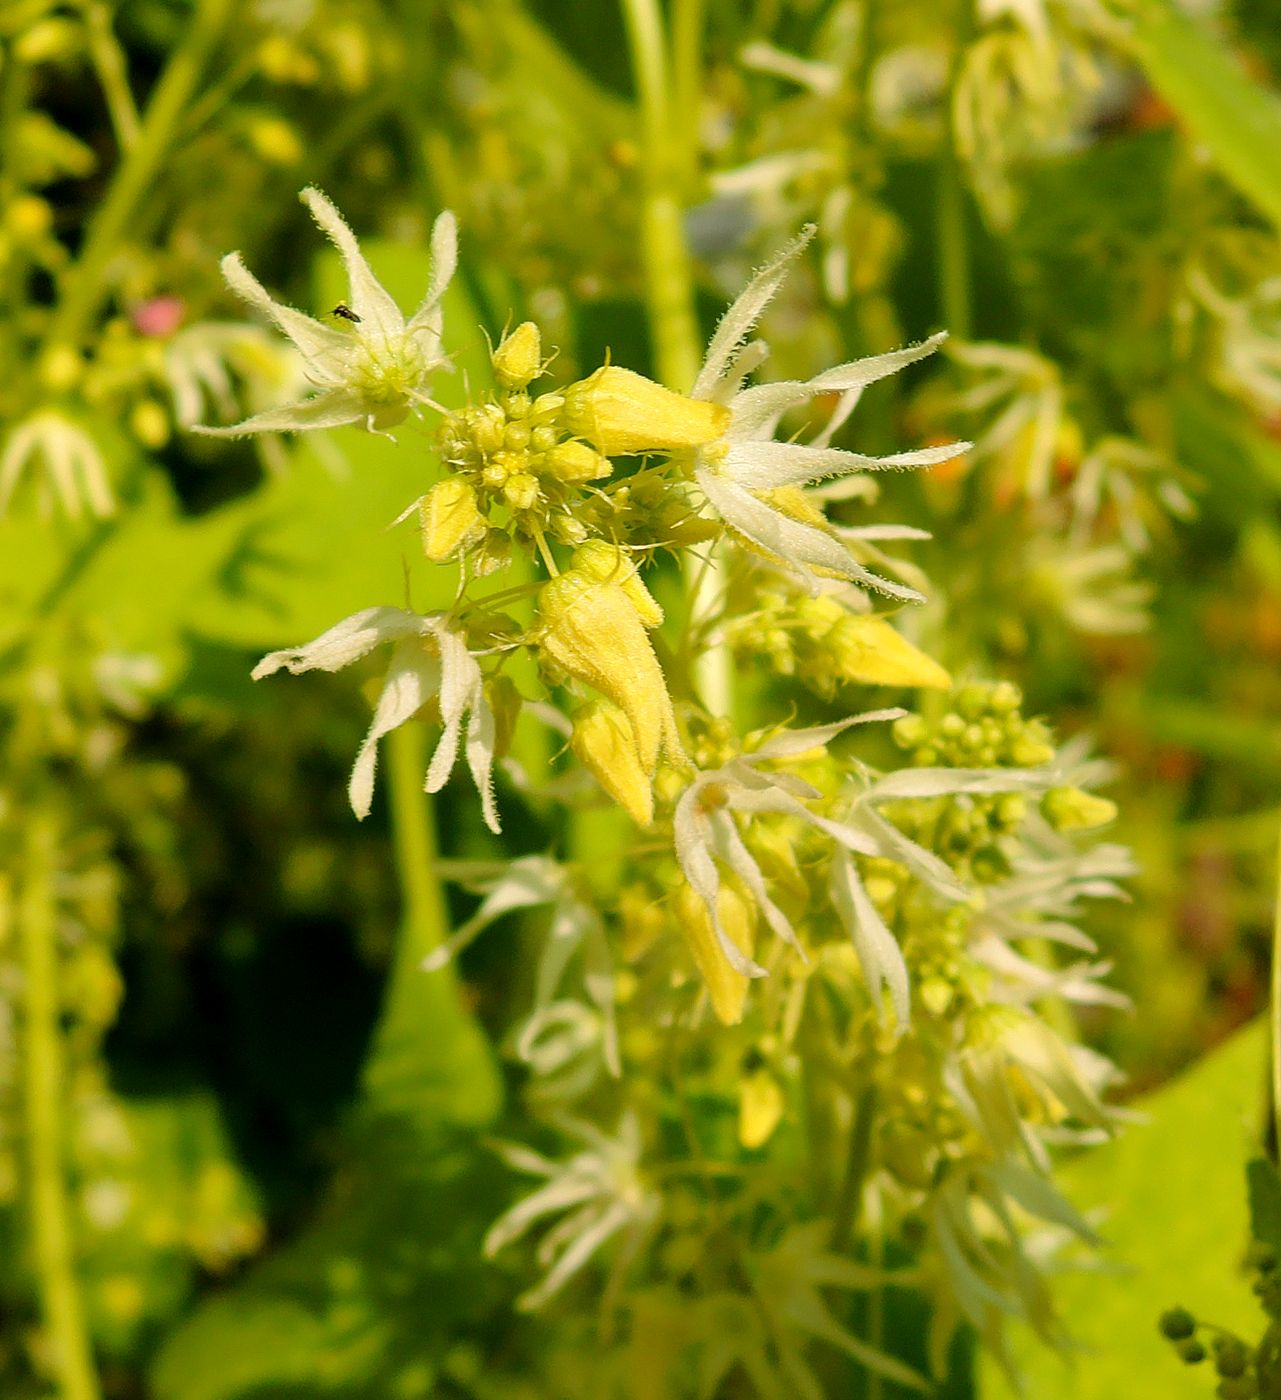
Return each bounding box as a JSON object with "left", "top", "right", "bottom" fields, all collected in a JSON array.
[
  {"left": 979, "top": 1018, "right": 1265, "bottom": 1399},
  {"left": 1125, "top": 0, "right": 1281, "bottom": 230}
]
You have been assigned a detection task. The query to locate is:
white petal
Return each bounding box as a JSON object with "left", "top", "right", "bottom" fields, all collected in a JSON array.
[
  {"left": 406, "top": 209, "right": 459, "bottom": 341},
  {"left": 729, "top": 438, "right": 969, "bottom": 491},
  {"left": 300, "top": 186, "right": 405, "bottom": 341},
  {"left": 192, "top": 388, "right": 367, "bottom": 437},
  {"left": 829, "top": 851, "right": 910, "bottom": 1024},
  {"left": 696, "top": 469, "right": 924, "bottom": 601},
  {"left": 252, "top": 607, "right": 426, "bottom": 679},
  {"left": 220, "top": 253, "right": 346, "bottom": 363},
  {"left": 348, "top": 640, "right": 442, "bottom": 819},
  {"left": 692, "top": 226, "right": 815, "bottom": 399},
  {"left": 425, "top": 626, "right": 480, "bottom": 793},
  {"left": 465, "top": 693, "right": 501, "bottom": 834},
  {"left": 747, "top": 711, "right": 904, "bottom": 761}
]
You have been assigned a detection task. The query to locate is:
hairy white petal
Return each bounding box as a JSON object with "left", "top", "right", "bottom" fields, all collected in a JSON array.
[
  {"left": 193, "top": 387, "right": 367, "bottom": 437},
  {"left": 829, "top": 851, "right": 910, "bottom": 1023},
  {"left": 252, "top": 607, "right": 425, "bottom": 678},
  {"left": 730, "top": 438, "right": 969, "bottom": 491},
  {"left": 692, "top": 225, "right": 815, "bottom": 399},
  {"left": 220, "top": 253, "right": 345, "bottom": 364},
  {"left": 301, "top": 186, "right": 405, "bottom": 341},
  {"left": 349, "top": 640, "right": 441, "bottom": 819}
]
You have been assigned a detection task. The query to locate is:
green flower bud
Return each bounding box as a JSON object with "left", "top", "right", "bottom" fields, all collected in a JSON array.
[{"left": 1159, "top": 1308, "right": 1197, "bottom": 1341}]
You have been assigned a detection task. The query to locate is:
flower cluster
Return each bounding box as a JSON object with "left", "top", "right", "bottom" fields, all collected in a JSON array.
[{"left": 207, "top": 190, "right": 1127, "bottom": 1389}]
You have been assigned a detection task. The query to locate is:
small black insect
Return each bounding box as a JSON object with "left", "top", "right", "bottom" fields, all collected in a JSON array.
[{"left": 332, "top": 303, "right": 362, "bottom": 324}]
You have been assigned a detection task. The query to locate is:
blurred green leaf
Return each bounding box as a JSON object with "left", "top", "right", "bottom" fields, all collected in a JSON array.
[
  {"left": 1126, "top": 0, "right": 1281, "bottom": 230},
  {"left": 979, "top": 1018, "right": 1264, "bottom": 1398}
]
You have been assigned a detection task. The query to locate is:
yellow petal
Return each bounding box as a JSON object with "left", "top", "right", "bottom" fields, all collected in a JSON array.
[
  {"left": 673, "top": 880, "right": 757, "bottom": 1026},
  {"left": 739, "top": 1068, "right": 785, "bottom": 1149},
  {"left": 829, "top": 615, "right": 951, "bottom": 689},
  {"left": 538, "top": 572, "right": 677, "bottom": 772},
  {"left": 570, "top": 701, "right": 654, "bottom": 826},
  {"left": 420, "top": 478, "right": 484, "bottom": 562},
  {"left": 560, "top": 365, "right": 730, "bottom": 456}
]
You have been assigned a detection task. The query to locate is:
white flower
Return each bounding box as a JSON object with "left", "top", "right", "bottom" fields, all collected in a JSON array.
[
  {"left": 483, "top": 1113, "right": 658, "bottom": 1311},
  {"left": 0, "top": 410, "right": 114, "bottom": 519},
  {"left": 252, "top": 606, "right": 499, "bottom": 832},
  {"left": 196, "top": 187, "right": 457, "bottom": 437},
  {"left": 673, "top": 714, "right": 902, "bottom": 979},
  {"left": 687, "top": 232, "right": 967, "bottom": 598}
]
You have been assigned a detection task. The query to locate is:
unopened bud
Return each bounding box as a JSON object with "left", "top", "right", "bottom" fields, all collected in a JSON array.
[
  {"left": 1041, "top": 786, "right": 1117, "bottom": 832},
  {"left": 542, "top": 440, "right": 611, "bottom": 483},
  {"left": 571, "top": 702, "right": 654, "bottom": 826},
  {"left": 420, "top": 478, "right": 485, "bottom": 561},
  {"left": 560, "top": 365, "right": 730, "bottom": 456},
  {"left": 570, "top": 540, "right": 663, "bottom": 627},
  {"left": 829, "top": 615, "right": 951, "bottom": 689},
  {"left": 492, "top": 322, "right": 542, "bottom": 389},
  {"left": 502, "top": 473, "right": 540, "bottom": 511}
]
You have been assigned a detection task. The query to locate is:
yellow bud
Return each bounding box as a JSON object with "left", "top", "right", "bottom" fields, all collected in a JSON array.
[
  {"left": 249, "top": 117, "right": 303, "bottom": 167},
  {"left": 492, "top": 322, "right": 542, "bottom": 389},
  {"left": 760, "top": 484, "right": 828, "bottom": 529},
  {"left": 538, "top": 572, "right": 677, "bottom": 773},
  {"left": 542, "top": 440, "right": 611, "bottom": 483},
  {"left": 739, "top": 1067, "right": 785, "bottom": 1149},
  {"left": 673, "top": 880, "right": 757, "bottom": 1026},
  {"left": 829, "top": 616, "right": 951, "bottom": 689},
  {"left": 129, "top": 400, "right": 170, "bottom": 450},
  {"left": 420, "top": 478, "right": 484, "bottom": 561},
  {"left": 560, "top": 366, "right": 730, "bottom": 457},
  {"left": 569, "top": 540, "right": 663, "bottom": 627},
  {"left": 39, "top": 345, "right": 82, "bottom": 393},
  {"left": 571, "top": 702, "right": 654, "bottom": 826},
  {"left": 1040, "top": 786, "right": 1117, "bottom": 831},
  {"left": 6, "top": 196, "right": 52, "bottom": 242},
  {"left": 503, "top": 473, "right": 539, "bottom": 510}
]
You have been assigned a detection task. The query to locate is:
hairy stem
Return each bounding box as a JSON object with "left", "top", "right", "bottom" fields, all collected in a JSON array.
[{"left": 20, "top": 815, "right": 101, "bottom": 1400}]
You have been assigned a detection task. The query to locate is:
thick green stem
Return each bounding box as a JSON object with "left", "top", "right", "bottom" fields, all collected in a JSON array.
[
  {"left": 44, "top": 0, "right": 232, "bottom": 354},
  {"left": 361, "top": 722, "right": 501, "bottom": 1125},
  {"left": 20, "top": 816, "right": 101, "bottom": 1400}
]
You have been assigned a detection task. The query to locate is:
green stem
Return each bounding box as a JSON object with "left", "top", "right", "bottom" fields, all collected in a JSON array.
[
  {"left": 44, "top": 0, "right": 232, "bottom": 354},
  {"left": 619, "top": 0, "right": 732, "bottom": 715},
  {"left": 20, "top": 815, "right": 101, "bottom": 1400},
  {"left": 81, "top": 1, "right": 140, "bottom": 151},
  {"left": 938, "top": 5, "right": 974, "bottom": 340},
  {"left": 385, "top": 721, "right": 451, "bottom": 981},
  {"left": 830, "top": 1085, "right": 877, "bottom": 1254},
  {"left": 1271, "top": 820, "right": 1281, "bottom": 1158},
  {"left": 670, "top": 0, "right": 706, "bottom": 189}
]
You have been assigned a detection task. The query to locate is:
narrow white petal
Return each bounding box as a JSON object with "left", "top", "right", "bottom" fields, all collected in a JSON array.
[
  {"left": 747, "top": 711, "right": 902, "bottom": 761},
  {"left": 252, "top": 607, "right": 426, "bottom": 679},
  {"left": 465, "top": 694, "right": 502, "bottom": 834},
  {"left": 220, "top": 253, "right": 346, "bottom": 363},
  {"left": 692, "top": 226, "right": 815, "bottom": 399},
  {"left": 697, "top": 469, "right": 924, "bottom": 601},
  {"left": 803, "top": 333, "right": 948, "bottom": 396},
  {"left": 192, "top": 388, "right": 367, "bottom": 437},
  {"left": 425, "top": 627, "right": 481, "bottom": 795},
  {"left": 730, "top": 438, "right": 969, "bottom": 491},
  {"left": 708, "top": 810, "right": 798, "bottom": 958},
  {"left": 829, "top": 851, "right": 910, "bottom": 1024},
  {"left": 519, "top": 1201, "right": 632, "bottom": 1310},
  {"left": 483, "top": 1179, "right": 605, "bottom": 1257},
  {"left": 348, "top": 641, "right": 442, "bottom": 819},
  {"left": 300, "top": 186, "right": 404, "bottom": 340},
  {"left": 406, "top": 209, "right": 459, "bottom": 337}
]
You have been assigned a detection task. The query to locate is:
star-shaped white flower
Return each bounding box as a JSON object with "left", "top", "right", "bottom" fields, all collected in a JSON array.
[
  {"left": 196, "top": 187, "right": 457, "bottom": 437},
  {"left": 252, "top": 606, "right": 499, "bottom": 832},
  {"left": 688, "top": 230, "right": 968, "bottom": 599}
]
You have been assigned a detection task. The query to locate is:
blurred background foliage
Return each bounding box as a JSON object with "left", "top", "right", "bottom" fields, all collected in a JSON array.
[{"left": 3, "top": 0, "right": 1281, "bottom": 1394}]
